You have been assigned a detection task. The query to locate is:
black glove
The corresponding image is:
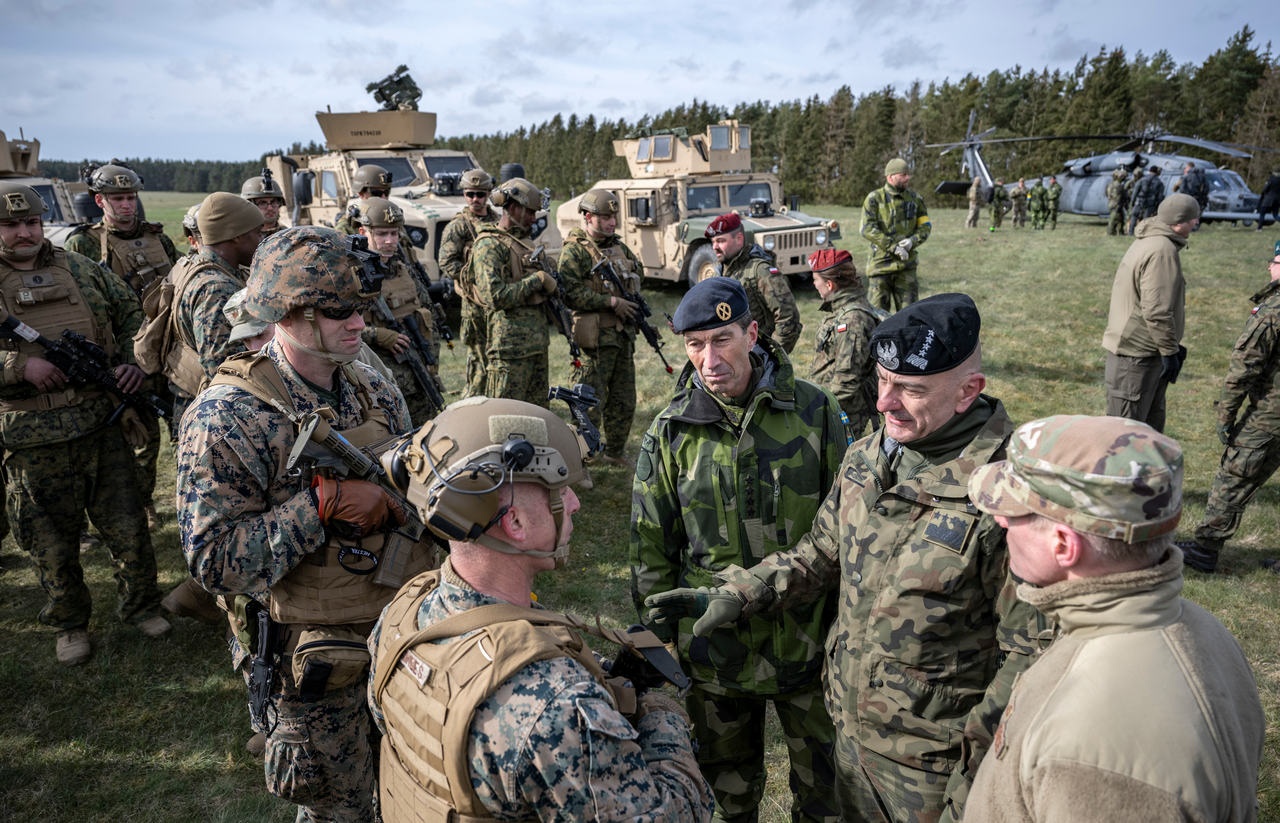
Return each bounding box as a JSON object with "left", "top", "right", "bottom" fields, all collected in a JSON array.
[{"left": 1160, "top": 354, "right": 1183, "bottom": 384}]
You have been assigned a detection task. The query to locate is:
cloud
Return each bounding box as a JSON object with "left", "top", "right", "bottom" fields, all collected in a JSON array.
[{"left": 882, "top": 38, "right": 941, "bottom": 71}]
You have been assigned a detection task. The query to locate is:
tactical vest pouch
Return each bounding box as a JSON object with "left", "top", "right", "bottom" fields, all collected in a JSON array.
[
  {"left": 133, "top": 258, "right": 208, "bottom": 395},
  {"left": 292, "top": 625, "right": 372, "bottom": 701},
  {"left": 571, "top": 312, "right": 599, "bottom": 350}
]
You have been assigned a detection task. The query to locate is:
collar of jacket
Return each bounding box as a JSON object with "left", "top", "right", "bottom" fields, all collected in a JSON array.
[
  {"left": 1250, "top": 278, "right": 1280, "bottom": 305},
  {"left": 1016, "top": 548, "right": 1184, "bottom": 638},
  {"left": 668, "top": 335, "right": 795, "bottom": 425}
]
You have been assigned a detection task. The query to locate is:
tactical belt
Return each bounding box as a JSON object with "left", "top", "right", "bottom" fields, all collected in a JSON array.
[{"left": 0, "top": 387, "right": 102, "bottom": 412}]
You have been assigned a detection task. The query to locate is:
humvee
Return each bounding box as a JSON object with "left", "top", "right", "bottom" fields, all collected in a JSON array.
[
  {"left": 556, "top": 121, "right": 838, "bottom": 283},
  {"left": 1, "top": 128, "right": 89, "bottom": 247},
  {"left": 266, "top": 109, "right": 560, "bottom": 282}
]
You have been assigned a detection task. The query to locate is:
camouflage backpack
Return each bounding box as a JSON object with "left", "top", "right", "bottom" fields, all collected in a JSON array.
[{"left": 131, "top": 257, "right": 207, "bottom": 395}]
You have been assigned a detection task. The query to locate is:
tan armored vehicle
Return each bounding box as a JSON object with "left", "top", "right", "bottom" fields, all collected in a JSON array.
[
  {"left": 1, "top": 128, "right": 88, "bottom": 247},
  {"left": 266, "top": 108, "right": 560, "bottom": 283},
  {"left": 556, "top": 121, "right": 839, "bottom": 283}
]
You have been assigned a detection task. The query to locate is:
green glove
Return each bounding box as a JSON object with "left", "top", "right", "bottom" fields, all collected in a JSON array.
[{"left": 644, "top": 586, "right": 745, "bottom": 637}]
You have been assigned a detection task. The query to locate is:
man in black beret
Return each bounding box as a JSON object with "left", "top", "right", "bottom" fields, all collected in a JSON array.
[
  {"left": 645, "top": 292, "right": 1048, "bottom": 823},
  {"left": 630, "top": 276, "right": 847, "bottom": 822}
]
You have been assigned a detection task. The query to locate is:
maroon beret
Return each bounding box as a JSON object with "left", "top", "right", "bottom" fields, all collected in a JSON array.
[
  {"left": 807, "top": 248, "right": 852, "bottom": 274},
  {"left": 704, "top": 212, "right": 742, "bottom": 238}
]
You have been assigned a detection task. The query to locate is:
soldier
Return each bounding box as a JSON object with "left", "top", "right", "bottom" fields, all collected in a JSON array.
[
  {"left": 367, "top": 397, "right": 714, "bottom": 822},
  {"left": 1129, "top": 166, "right": 1165, "bottom": 235},
  {"left": 334, "top": 163, "right": 394, "bottom": 234},
  {"left": 65, "top": 162, "right": 180, "bottom": 526},
  {"left": 631, "top": 277, "right": 845, "bottom": 823},
  {"left": 1027, "top": 178, "right": 1048, "bottom": 229},
  {"left": 0, "top": 181, "right": 170, "bottom": 665},
  {"left": 808, "top": 247, "right": 884, "bottom": 439},
  {"left": 437, "top": 168, "right": 498, "bottom": 397},
  {"left": 181, "top": 203, "right": 202, "bottom": 253},
  {"left": 1046, "top": 174, "right": 1062, "bottom": 229},
  {"left": 558, "top": 190, "right": 642, "bottom": 466},
  {"left": 644, "top": 293, "right": 1047, "bottom": 823},
  {"left": 356, "top": 197, "right": 440, "bottom": 425},
  {"left": 241, "top": 169, "right": 288, "bottom": 237},
  {"left": 705, "top": 212, "right": 803, "bottom": 353},
  {"left": 1176, "top": 241, "right": 1280, "bottom": 574},
  {"left": 1257, "top": 171, "right": 1280, "bottom": 230},
  {"left": 1103, "top": 194, "right": 1200, "bottom": 433},
  {"left": 1105, "top": 168, "right": 1129, "bottom": 236},
  {"left": 989, "top": 180, "right": 1010, "bottom": 231},
  {"left": 1009, "top": 178, "right": 1029, "bottom": 228},
  {"left": 964, "top": 177, "right": 983, "bottom": 229},
  {"left": 1124, "top": 169, "right": 1145, "bottom": 233},
  {"left": 860, "top": 158, "right": 931, "bottom": 312},
  {"left": 470, "top": 177, "right": 558, "bottom": 406},
  {"left": 963, "top": 415, "right": 1263, "bottom": 822},
  {"left": 176, "top": 226, "right": 436, "bottom": 821},
  {"left": 1174, "top": 161, "right": 1210, "bottom": 216}
]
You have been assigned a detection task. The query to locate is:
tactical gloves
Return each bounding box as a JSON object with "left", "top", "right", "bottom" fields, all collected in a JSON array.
[
  {"left": 312, "top": 476, "right": 406, "bottom": 535},
  {"left": 892, "top": 238, "right": 914, "bottom": 260},
  {"left": 645, "top": 586, "right": 746, "bottom": 637},
  {"left": 1160, "top": 354, "right": 1183, "bottom": 384},
  {"left": 612, "top": 296, "right": 640, "bottom": 322},
  {"left": 534, "top": 269, "right": 559, "bottom": 295}
]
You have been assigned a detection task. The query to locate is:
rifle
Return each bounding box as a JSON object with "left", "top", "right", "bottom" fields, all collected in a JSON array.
[
  {"left": 283, "top": 410, "right": 428, "bottom": 590},
  {"left": 367, "top": 294, "right": 446, "bottom": 415},
  {"left": 401, "top": 247, "right": 455, "bottom": 352},
  {"left": 0, "top": 314, "right": 169, "bottom": 425},
  {"left": 590, "top": 258, "right": 674, "bottom": 374},
  {"left": 247, "top": 601, "right": 281, "bottom": 734},
  {"left": 528, "top": 246, "right": 582, "bottom": 369},
  {"left": 548, "top": 383, "right": 602, "bottom": 457}
]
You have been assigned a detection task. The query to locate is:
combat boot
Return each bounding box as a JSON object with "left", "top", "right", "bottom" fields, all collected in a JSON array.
[
  {"left": 56, "top": 628, "right": 91, "bottom": 666},
  {"left": 138, "top": 615, "right": 173, "bottom": 638},
  {"left": 246, "top": 733, "right": 267, "bottom": 758},
  {"left": 1174, "top": 539, "right": 1220, "bottom": 573},
  {"left": 162, "top": 577, "right": 224, "bottom": 624}
]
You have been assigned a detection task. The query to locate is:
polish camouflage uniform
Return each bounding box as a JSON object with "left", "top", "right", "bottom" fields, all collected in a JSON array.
[
  {"left": 1046, "top": 179, "right": 1062, "bottom": 228},
  {"left": 0, "top": 239, "right": 164, "bottom": 632},
  {"left": 1186, "top": 276, "right": 1280, "bottom": 564},
  {"left": 1009, "top": 182, "right": 1028, "bottom": 228},
  {"left": 470, "top": 223, "right": 552, "bottom": 406},
  {"left": 989, "top": 185, "right": 1010, "bottom": 230},
  {"left": 1106, "top": 170, "right": 1128, "bottom": 236},
  {"left": 177, "top": 228, "right": 429, "bottom": 821},
  {"left": 811, "top": 280, "right": 884, "bottom": 440},
  {"left": 1027, "top": 181, "right": 1048, "bottom": 229},
  {"left": 1129, "top": 170, "right": 1166, "bottom": 234},
  {"left": 631, "top": 324, "right": 845, "bottom": 823},
  {"left": 860, "top": 176, "right": 931, "bottom": 312},
  {"left": 559, "top": 225, "right": 641, "bottom": 459},
  {"left": 964, "top": 180, "right": 983, "bottom": 229},
  {"left": 438, "top": 206, "right": 498, "bottom": 398},
  {"left": 721, "top": 242, "right": 802, "bottom": 353},
  {"left": 65, "top": 201, "right": 178, "bottom": 503}
]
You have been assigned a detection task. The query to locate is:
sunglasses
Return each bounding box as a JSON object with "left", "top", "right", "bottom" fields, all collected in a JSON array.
[
  {"left": 318, "top": 306, "right": 359, "bottom": 321},
  {"left": 464, "top": 191, "right": 488, "bottom": 199}
]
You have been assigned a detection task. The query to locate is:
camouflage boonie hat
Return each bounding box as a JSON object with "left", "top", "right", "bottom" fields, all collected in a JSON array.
[
  {"left": 245, "top": 226, "right": 381, "bottom": 322},
  {"left": 969, "top": 415, "right": 1182, "bottom": 542},
  {"left": 0, "top": 182, "right": 49, "bottom": 219}
]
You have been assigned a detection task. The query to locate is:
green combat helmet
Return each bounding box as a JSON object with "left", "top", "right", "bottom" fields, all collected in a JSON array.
[
  {"left": 579, "top": 189, "right": 619, "bottom": 216},
  {"left": 0, "top": 181, "right": 50, "bottom": 219},
  {"left": 243, "top": 226, "right": 385, "bottom": 323},
  {"left": 490, "top": 177, "right": 543, "bottom": 211},
  {"left": 353, "top": 164, "right": 394, "bottom": 195},
  {"left": 357, "top": 197, "right": 405, "bottom": 229},
  {"left": 87, "top": 162, "right": 143, "bottom": 193},
  {"left": 240, "top": 168, "right": 286, "bottom": 203},
  {"left": 460, "top": 169, "right": 494, "bottom": 193},
  {"left": 381, "top": 396, "right": 586, "bottom": 562}
]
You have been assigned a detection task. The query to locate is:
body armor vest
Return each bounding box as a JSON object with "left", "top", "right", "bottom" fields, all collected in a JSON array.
[
  {"left": 450, "top": 214, "right": 484, "bottom": 305},
  {"left": 368, "top": 260, "right": 422, "bottom": 324},
  {"left": 148, "top": 255, "right": 220, "bottom": 397},
  {"left": 208, "top": 352, "right": 434, "bottom": 625},
  {"left": 475, "top": 226, "right": 534, "bottom": 286},
  {"left": 373, "top": 570, "right": 628, "bottom": 823},
  {"left": 571, "top": 234, "right": 638, "bottom": 334},
  {"left": 89, "top": 223, "right": 173, "bottom": 294}
]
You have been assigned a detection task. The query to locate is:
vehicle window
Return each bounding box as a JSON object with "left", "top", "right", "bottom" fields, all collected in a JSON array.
[
  {"left": 31, "top": 184, "right": 66, "bottom": 222},
  {"left": 709, "top": 125, "right": 730, "bottom": 151},
  {"left": 737, "top": 126, "right": 751, "bottom": 150},
  {"left": 728, "top": 182, "right": 772, "bottom": 208},
  {"left": 636, "top": 138, "right": 651, "bottom": 163},
  {"left": 421, "top": 156, "right": 474, "bottom": 179},
  {"left": 687, "top": 186, "right": 721, "bottom": 211},
  {"left": 628, "top": 195, "right": 654, "bottom": 224},
  {"left": 321, "top": 170, "right": 338, "bottom": 200},
  {"left": 652, "top": 136, "right": 673, "bottom": 160}
]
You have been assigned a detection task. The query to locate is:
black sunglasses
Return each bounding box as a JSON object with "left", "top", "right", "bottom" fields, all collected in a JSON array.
[
  {"left": 464, "top": 191, "right": 488, "bottom": 199},
  {"left": 318, "top": 306, "right": 359, "bottom": 321}
]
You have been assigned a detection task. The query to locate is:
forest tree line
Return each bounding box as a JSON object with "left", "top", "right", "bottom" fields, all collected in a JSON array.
[{"left": 41, "top": 27, "right": 1279, "bottom": 209}]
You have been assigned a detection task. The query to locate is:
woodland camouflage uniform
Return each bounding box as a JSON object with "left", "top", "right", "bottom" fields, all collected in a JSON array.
[
  {"left": 810, "top": 285, "right": 883, "bottom": 439},
  {"left": 1028, "top": 181, "right": 1048, "bottom": 229},
  {"left": 631, "top": 335, "right": 845, "bottom": 822},
  {"left": 170, "top": 246, "right": 247, "bottom": 415},
  {"left": 720, "top": 243, "right": 803, "bottom": 353},
  {"left": 860, "top": 182, "right": 931, "bottom": 312},
  {"left": 438, "top": 207, "right": 497, "bottom": 397},
  {"left": 0, "top": 241, "right": 164, "bottom": 632},
  {"left": 469, "top": 222, "right": 552, "bottom": 406},
  {"left": 989, "top": 186, "right": 1010, "bottom": 229},
  {"left": 559, "top": 226, "right": 641, "bottom": 459},
  {"left": 1046, "top": 180, "right": 1063, "bottom": 228},
  {"left": 1106, "top": 170, "right": 1129, "bottom": 236},
  {"left": 1009, "top": 182, "right": 1028, "bottom": 228}
]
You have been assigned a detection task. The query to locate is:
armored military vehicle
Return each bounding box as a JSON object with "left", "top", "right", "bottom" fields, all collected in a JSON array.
[
  {"left": 1, "top": 128, "right": 88, "bottom": 246},
  {"left": 557, "top": 121, "right": 839, "bottom": 283},
  {"left": 266, "top": 108, "right": 560, "bottom": 282}
]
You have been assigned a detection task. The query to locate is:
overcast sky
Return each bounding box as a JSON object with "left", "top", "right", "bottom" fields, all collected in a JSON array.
[{"left": 6, "top": 1, "right": 1275, "bottom": 162}]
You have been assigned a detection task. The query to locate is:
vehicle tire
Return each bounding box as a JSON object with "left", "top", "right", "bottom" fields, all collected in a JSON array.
[
  {"left": 500, "top": 163, "right": 525, "bottom": 182},
  {"left": 686, "top": 245, "right": 719, "bottom": 285}
]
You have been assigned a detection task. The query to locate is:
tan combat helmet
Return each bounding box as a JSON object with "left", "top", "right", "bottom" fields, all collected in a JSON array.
[
  {"left": 460, "top": 169, "right": 494, "bottom": 193},
  {"left": 357, "top": 197, "right": 405, "bottom": 229},
  {"left": 241, "top": 169, "right": 286, "bottom": 203},
  {"left": 353, "top": 164, "right": 393, "bottom": 195},
  {"left": 490, "top": 177, "right": 543, "bottom": 211},
  {"left": 0, "top": 181, "right": 50, "bottom": 219},
  {"left": 578, "top": 189, "right": 619, "bottom": 216},
  {"left": 87, "top": 162, "right": 143, "bottom": 193},
  {"left": 381, "top": 396, "right": 586, "bottom": 561}
]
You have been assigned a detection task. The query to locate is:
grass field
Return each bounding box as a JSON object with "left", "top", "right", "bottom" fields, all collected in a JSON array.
[{"left": 2, "top": 192, "right": 1278, "bottom": 821}]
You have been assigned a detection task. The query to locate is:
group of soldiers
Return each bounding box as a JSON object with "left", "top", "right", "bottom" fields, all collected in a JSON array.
[
  {"left": 966, "top": 176, "right": 1063, "bottom": 232},
  {"left": 1105, "top": 161, "right": 1211, "bottom": 236},
  {"left": 1, "top": 146, "right": 1272, "bottom": 823}
]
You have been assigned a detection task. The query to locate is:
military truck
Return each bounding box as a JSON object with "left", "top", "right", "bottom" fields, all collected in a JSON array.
[
  {"left": 266, "top": 108, "right": 560, "bottom": 282},
  {"left": 1, "top": 128, "right": 89, "bottom": 246},
  {"left": 556, "top": 121, "right": 839, "bottom": 283}
]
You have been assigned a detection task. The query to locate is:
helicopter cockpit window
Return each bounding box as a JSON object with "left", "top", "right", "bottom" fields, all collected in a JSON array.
[
  {"left": 636, "top": 138, "right": 652, "bottom": 163},
  {"left": 687, "top": 185, "right": 721, "bottom": 212},
  {"left": 728, "top": 182, "right": 773, "bottom": 208},
  {"left": 357, "top": 157, "right": 417, "bottom": 187},
  {"left": 652, "top": 135, "right": 674, "bottom": 161},
  {"left": 709, "top": 125, "right": 731, "bottom": 152}
]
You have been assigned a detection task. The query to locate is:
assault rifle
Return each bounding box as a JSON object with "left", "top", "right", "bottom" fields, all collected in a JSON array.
[
  {"left": 0, "top": 314, "right": 169, "bottom": 424},
  {"left": 548, "top": 383, "right": 602, "bottom": 458},
  {"left": 367, "top": 294, "right": 446, "bottom": 415},
  {"left": 400, "top": 248, "right": 455, "bottom": 352},
  {"left": 590, "top": 258, "right": 674, "bottom": 374},
  {"left": 283, "top": 410, "right": 427, "bottom": 590},
  {"left": 528, "top": 246, "right": 581, "bottom": 369}
]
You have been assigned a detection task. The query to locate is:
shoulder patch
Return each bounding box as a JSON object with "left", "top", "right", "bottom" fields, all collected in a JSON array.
[
  {"left": 575, "top": 697, "right": 637, "bottom": 741},
  {"left": 635, "top": 432, "right": 657, "bottom": 482},
  {"left": 836, "top": 323, "right": 848, "bottom": 334},
  {"left": 922, "top": 510, "right": 978, "bottom": 554}
]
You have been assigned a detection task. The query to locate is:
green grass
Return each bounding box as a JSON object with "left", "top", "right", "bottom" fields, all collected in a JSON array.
[{"left": 4, "top": 194, "right": 1279, "bottom": 820}]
